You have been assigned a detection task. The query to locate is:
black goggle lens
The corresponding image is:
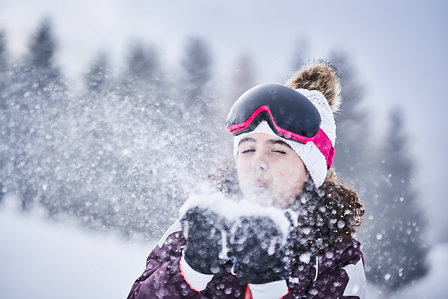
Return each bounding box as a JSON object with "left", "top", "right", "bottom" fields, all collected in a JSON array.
[{"left": 226, "top": 84, "right": 321, "bottom": 138}]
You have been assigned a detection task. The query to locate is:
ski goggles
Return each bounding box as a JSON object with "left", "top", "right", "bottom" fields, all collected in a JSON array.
[{"left": 226, "top": 84, "right": 335, "bottom": 169}]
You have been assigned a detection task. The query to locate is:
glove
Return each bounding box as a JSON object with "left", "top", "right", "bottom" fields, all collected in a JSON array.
[
  {"left": 181, "top": 207, "right": 231, "bottom": 275},
  {"left": 231, "top": 215, "right": 290, "bottom": 284}
]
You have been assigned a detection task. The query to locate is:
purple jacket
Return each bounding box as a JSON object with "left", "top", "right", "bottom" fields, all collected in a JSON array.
[{"left": 128, "top": 220, "right": 366, "bottom": 298}]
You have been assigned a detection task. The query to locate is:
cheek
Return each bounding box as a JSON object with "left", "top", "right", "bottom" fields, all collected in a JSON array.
[
  {"left": 272, "top": 159, "right": 307, "bottom": 193},
  {"left": 236, "top": 159, "right": 251, "bottom": 188},
  {"left": 236, "top": 159, "right": 247, "bottom": 178}
]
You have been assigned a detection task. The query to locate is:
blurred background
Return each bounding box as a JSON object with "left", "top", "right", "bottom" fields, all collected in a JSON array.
[{"left": 0, "top": 0, "right": 447, "bottom": 298}]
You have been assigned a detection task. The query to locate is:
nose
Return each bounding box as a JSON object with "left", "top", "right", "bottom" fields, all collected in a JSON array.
[
  {"left": 253, "top": 152, "right": 268, "bottom": 172},
  {"left": 257, "top": 162, "right": 267, "bottom": 172}
]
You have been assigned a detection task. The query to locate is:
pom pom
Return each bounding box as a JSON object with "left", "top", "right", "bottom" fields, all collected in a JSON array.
[{"left": 285, "top": 61, "right": 342, "bottom": 112}]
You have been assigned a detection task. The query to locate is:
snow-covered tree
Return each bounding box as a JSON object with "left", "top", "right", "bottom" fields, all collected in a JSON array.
[
  {"left": 327, "top": 52, "right": 428, "bottom": 291},
  {"left": 29, "top": 20, "right": 55, "bottom": 68},
  {"left": 329, "top": 51, "right": 370, "bottom": 189},
  {"left": 290, "top": 37, "right": 309, "bottom": 72},
  {"left": 366, "top": 108, "right": 428, "bottom": 291},
  {"left": 0, "top": 30, "right": 9, "bottom": 203},
  {"left": 179, "top": 37, "right": 212, "bottom": 115},
  {"left": 84, "top": 52, "right": 111, "bottom": 94},
  {"left": 121, "top": 42, "right": 165, "bottom": 101},
  {"left": 0, "top": 19, "right": 65, "bottom": 211},
  {"left": 0, "top": 30, "right": 8, "bottom": 111},
  {"left": 0, "top": 30, "right": 6, "bottom": 73},
  {"left": 126, "top": 42, "right": 161, "bottom": 84},
  {"left": 25, "top": 18, "right": 64, "bottom": 92},
  {"left": 174, "top": 37, "right": 226, "bottom": 178}
]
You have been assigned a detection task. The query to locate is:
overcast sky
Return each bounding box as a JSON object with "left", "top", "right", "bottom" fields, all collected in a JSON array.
[{"left": 1, "top": 0, "right": 447, "bottom": 242}]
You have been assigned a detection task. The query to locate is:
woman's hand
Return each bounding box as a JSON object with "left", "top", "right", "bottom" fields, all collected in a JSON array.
[
  {"left": 181, "top": 207, "right": 230, "bottom": 275},
  {"left": 231, "top": 215, "right": 290, "bottom": 284}
]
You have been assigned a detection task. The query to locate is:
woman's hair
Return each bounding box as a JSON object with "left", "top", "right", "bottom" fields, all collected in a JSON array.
[{"left": 289, "top": 170, "right": 365, "bottom": 256}]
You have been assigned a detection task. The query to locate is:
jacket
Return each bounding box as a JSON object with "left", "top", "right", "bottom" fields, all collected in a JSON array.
[{"left": 128, "top": 220, "right": 366, "bottom": 299}]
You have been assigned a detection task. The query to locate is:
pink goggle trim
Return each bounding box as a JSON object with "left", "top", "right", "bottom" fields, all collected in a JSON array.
[{"left": 226, "top": 105, "right": 335, "bottom": 169}]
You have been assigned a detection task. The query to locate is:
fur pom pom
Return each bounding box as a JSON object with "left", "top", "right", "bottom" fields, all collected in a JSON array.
[{"left": 285, "top": 62, "right": 342, "bottom": 112}]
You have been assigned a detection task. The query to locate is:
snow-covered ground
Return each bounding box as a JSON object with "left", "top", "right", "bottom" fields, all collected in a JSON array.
[
  {"left": 1, "top": 194, "right": 447, "bottom": 299},
  {"left": 0, "top": 195, "right": 154, "bottom": 299}
]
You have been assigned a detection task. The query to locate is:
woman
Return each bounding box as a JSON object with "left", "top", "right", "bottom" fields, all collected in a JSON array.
[{"left": 128, "top": 62, "right": 366, "bottom": 298}]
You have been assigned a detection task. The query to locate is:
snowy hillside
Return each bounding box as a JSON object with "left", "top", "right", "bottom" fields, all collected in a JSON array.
[{"left": 0, "top": 196, "right": 154, "bottom": 299}]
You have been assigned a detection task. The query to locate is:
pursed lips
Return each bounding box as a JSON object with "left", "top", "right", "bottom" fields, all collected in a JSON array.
[{"left": 254, "top": 179, "right": 268, "bottom": 190}]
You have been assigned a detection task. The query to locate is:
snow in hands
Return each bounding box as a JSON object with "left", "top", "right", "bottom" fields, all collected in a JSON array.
[{"left": 179, "top": 189, "right": 300, "bottom": 283}]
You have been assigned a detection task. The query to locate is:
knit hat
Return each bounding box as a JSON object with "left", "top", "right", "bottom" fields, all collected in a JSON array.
[{"left": 232, "top": 63, "right": 341, "bottom": 188}]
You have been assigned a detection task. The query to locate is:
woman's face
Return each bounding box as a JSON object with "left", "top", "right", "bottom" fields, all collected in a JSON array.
[{"left": 236, "top": 133, "right": 307, "bottom": 209}]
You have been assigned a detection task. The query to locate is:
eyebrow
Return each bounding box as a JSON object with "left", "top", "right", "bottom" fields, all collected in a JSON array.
[
  {"left": 238, "top": 137, "right": 256, "bottom": 146},
  {"left": 238, "top": 137, "right": 290, "bottom": 147},
  {"left": 268, "top": 139, "right": 290, "bottom": 147}
]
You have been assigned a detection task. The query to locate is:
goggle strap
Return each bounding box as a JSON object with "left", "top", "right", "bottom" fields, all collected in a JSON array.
[{"left": 313, "top": 129, "right": 335, "bottom": 170}]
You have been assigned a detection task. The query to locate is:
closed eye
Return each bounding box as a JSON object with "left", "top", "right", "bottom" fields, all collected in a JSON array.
[
  {"left": 241, "top": 149, "right": 255, "bottom": 154},
  {"left": 272, "top": 150, "right": 286, "bottom": 154}
]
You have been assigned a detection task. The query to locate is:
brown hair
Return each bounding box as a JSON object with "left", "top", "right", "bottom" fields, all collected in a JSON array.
[{"left": 289, "top": 170, "right": 364, "bottom": 256}]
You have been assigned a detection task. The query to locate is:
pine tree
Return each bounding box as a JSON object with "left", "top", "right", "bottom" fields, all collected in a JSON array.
[
  {"left": 0, "top": 30, "right": 8, "bottom": 203},
  {"left": 75, "top": 41, "right": 184, "bottom": 239},
  {"left": 120, "top": 42, "right": 168, "bottom": 116},
  {"left": 126, "top": 42, "right": 161, "bottom": 84},
  {"left": 7, "top": 18, "right": 65, "bottom": 212},
  {"left": 25, "top": 18, "right": 64, "bottom": 92},
  {"left": 290, "top": 38, "right": 309, "bottom": 72},
  {"left": 328, "top": 52, "right": 428, "bottom": 291},
  {"left": 329, "top": 51, "right": 370, "bottom": 189},
  {"left": 23, "top": 18, "right": 65, "bottom": 97},
  {"left": 0, "top": 30, "right": 6, "bottom": 73},
  {"left": 84, "top": 52, "right": 110, "bottom": 93},
  {"left": 180, "top": 37, "right": 212, "bottom": 114},
  {"left": 366, "top": 108, "right": 428, "bottom": 291},
  {"left": 223, "top": 53, "right": 257, "bottom": 114},
  {"left": 172, "top": 37, "right": 231, "bottom": 190},
  {"left": 0, "top": 30, "right": 8, "bottom": 110},
  {"left": 29, "top": 19, "right": 55, "bottom": 68}
]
